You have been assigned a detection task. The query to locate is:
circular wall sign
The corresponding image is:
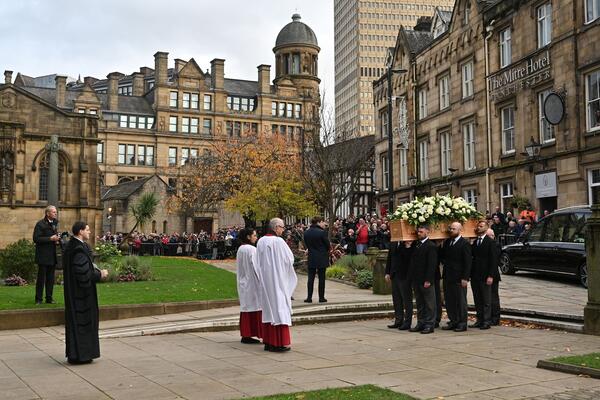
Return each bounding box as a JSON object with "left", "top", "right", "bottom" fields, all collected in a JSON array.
[{"left": 544, "top": 92, "right": 565, "bottom": 125}]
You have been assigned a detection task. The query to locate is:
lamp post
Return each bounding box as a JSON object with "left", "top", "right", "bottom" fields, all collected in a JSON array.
[
  {"left": 408, "top": 175, "right": 418, "bottom": 200},
  {"left": 386, "top": 66, "right": 407, "bottom": 214},
  {"left": 522, "top": 136, "right": 545, "bottom": 172}
]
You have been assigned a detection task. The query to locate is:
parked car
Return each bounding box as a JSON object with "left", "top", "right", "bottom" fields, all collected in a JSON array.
[{"left": 499, "top": 206, "right": 590, "bottom": 288}]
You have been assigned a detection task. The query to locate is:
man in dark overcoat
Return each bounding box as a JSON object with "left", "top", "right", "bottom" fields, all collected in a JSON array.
[
  {"left": 303, "top": 216, "right": 330, "bottom": 303},
  {"left": 385, "top": 240, "right": 413, "bottom": 330},
  {"left": 32, "top": 205, "right": 60, "bottom": 304},
  {"left": 471, "top": 220, "right": 499, "bottom": 330}
]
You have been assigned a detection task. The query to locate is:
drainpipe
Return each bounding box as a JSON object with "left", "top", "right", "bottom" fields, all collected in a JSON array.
[
  {"left": 484, "top": 21, "right": 496, "bottom": 213},
  {"left": 412, "top": 59, "right": 418, "bottom": 197}
]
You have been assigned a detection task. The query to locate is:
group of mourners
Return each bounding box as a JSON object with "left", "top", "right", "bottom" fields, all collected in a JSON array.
[{"left": 385, "top": 219, "right": 502, "bottom": 333}]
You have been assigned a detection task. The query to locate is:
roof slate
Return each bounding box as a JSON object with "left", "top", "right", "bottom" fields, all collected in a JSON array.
[{"left": 101, "top": 176, "right": 152, "bottom": 201}]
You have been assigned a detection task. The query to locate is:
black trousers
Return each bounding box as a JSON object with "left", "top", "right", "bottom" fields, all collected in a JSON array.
[
  {"left": 307, "top": 268, "right": 326, "bottom": 300},
  {"left": 35, "top": 264, "right": 55, "bottom": 302},
  {"left": 435, "top": 277, "right": 442, "bottom": 324},
  {"left": 412, "top": 281, "right": 436, "bottom": 329},
  {"left": 443, "top": 279, "right": 468, "bottom": 327},
  {"left": 471, "top": 280, "right": 492, "bottom": 325},
  {"left": 491, "top": 280, "right": 501, "bottom": 324},
  {"left": 391, "top": 275, "right": 413, "bottom": 325}
]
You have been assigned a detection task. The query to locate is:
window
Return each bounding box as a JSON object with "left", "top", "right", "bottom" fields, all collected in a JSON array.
[
  {"left": 89, "top": 109, "right": 97, "bottom": 115},
  {"left": 226, "top": 121, "right": 233, "bottom": 137},
  {"left": 539, "top": 90, "right": 555, "bottom": 143},
  {"left": 295, "top": 104, "right": 302, "bottom": 119},
  {"left": 137, "top": 145, "right": 146, "bottom": 165},
  {"left": 234, "top": 121, "right": 241, "bottom": 137},
  {"left": 499, "top": 28, "right": 512, "bottom": 68},
  {"left": 271, "top": 124, "right": 278, "bottom": 134},
  {"left": 418, "top": 88, "right": 428, "bottom": 119},
  {"left": 182, "top": 92, "right": 190, "bottom": 109},
  {"left": 380, "top": 109, "right": 388, "bottom": 138},
  {"left": 500, "top": 182, "right": 513, "bottom": 212},
  {"left": 118, "top": 144, "right": 126, "bottom": 164},
  {"left": 190, "top": 118, "right": 199, "bottom": 134},
  {"left": 439, "top": 74, "right": 450, "bottom": 110},
  {"left": 462, "top": 122, "right": 476, "bottom": 170},
  {"left": 381, "top": 154, "right": 389, "bottom": 191},
  {"left": 286, "top": 103, "right": 293, "bottom": 118},
  {"left": 252, "top": 123, "right": 258, "bottom": 134},
  {"left": 586, "top": 0, "right": 600, "bottom": 23},
  {"left": 38, "top": 154, "right": 63, "bottom": 201},
  {"left": 128, "top": 115, "right": 136, "bottom": 129},
  {"left": 148, "top": 117, "right": 154, "bottom": 129},
  {"left": 182, "top": 117, "right": 190, "bottom": 133},
  {"left": 589, "top": 169, "right": 600, "bottom": 205},
  {"left": 170, "top": 91, "right": 178, "bottom": 107},
  {"left": 137, "top": 116, "right": 146, "bottom": 129},
  {"left": 181, "top": 148, "right": 189, "bottom": 165},
  {"left": 419, "top": 140, "right": 429, "bottom": 180},
  {"left": 278, "top": 102, "right": 285, "bottom": 117},
  {"left": 280, "top": 125, "right": 287, "bottom": 137},
  {"left": 537, "top": 3, "right": 552, "bottom": 48},
  {"left": 463, "top": 189, "right": 477, "bottom": 209},
  {"left": 119, "top": 115, "right": 128, "bottom": 128},
  {"left": 399, "top": 148, "right": 408, "bottom": 186},
  {"left": 97, "top": 142, "right": 104, "bottom": 164},
  {"left": 78, "top": 108, "right": 85, "bottom": 114},
  {"left": 118, "top": 86, "right": 132, "bottom": 96},
  {"left": 190, "top": 148, "right": 198, "bottom": 163},
  {"left": 440, "top": 131, "right": 452, "bottom": 176},
  {"left": 586, "top": 69, "right": 600, "bottom": 131},
  {"left": 462, "top": 61, "right": 473, "bottom": 98},
  {"left": 272, "top": 102, "right": 277, "bottom": 116},
  {"left": 462, "top": 3, "right": 471, "bottom": 25},
  {"left": 501, "top": 106, "right": 515, "bottom": 154},
  {"left": 169, "top": 116, "right": 177, "bottom": 132},
  {"left": 191, "top": 93, "right": 199, "bottom": 109},
  {"left": 146, "top": 146, "right": 154, "bottom": 166},
  {"left": 126, "top": 145, "right": 135, "bottom": 165},
  {"left": 203, "top": 94, "right": 212, "bottom": 110},
  {"left": 168, "top": 147, "right": 177, "bottom": 166},
  {"left": 203, "top": 118, "right": 212, "bottom": 135}
]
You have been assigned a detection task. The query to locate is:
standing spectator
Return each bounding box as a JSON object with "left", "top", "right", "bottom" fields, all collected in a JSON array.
[
  {"left": 355, "top": 218, "right": 369, "bottom": 254},
  {"left": 368, "top": 223, "right": 380, "bottom": 248},
  {"left": 236, "top": 228, "right": 262, "bottom": 344},
  {"left": 519, "top": 205, "right": 537, "bottom": 223},
  {"left": 344, "top": 229, "right": 357, "bottom": 255},
  {"left": 491, "top": 215, "right": 506, "bottom": 238},
  {"left": 378, "top": 223, "right": 391, "bottom": 250},
  {"left": 491, "top": 206, "right": 506, "bottom": 224},
  {"left": 32, "top": 205, "right": 60, "bottom": 305},
  {"left": 303, "top": 216, "right": 330, "bottom": 303}
]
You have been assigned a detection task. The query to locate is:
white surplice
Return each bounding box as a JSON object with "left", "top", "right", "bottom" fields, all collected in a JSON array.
[
  {"left": 255, "top": 235, "right": 297, "bottom": 326},
  {"left": 236, "top": 244, "right": 261, "bottom": 312}
]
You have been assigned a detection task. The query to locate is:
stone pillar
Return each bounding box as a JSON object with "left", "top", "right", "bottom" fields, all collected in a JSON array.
[
  {"left": 107, "top": 72, "right": 121, "bottom": 110},
  {"left": 45, "top": 135, "right": 60, "bottom": 206},
  {"left": 372, "top": 250, "right": 392, "bottom": 295},
  {"left": 132, "top": 72, "right": 144, "bottom": 96},
  {"left": 210, "top": 58, "right": 225, "bottom": 90},
  {"left": 584, "top": 200, "right": 600, "bottom": 335},
  {"left": 54, "top": 75, "right": 66, "bottom": 108},
  {"left": 257, "top": 65, "right": 271, "bottom": 94},
  {"left": 154, "top": 51, "right": 169, "bottom": 85},
  {"left": 4, "top": 70, "right": 12, "bottom": 84}
]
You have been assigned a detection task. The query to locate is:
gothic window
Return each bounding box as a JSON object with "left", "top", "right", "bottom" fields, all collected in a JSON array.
[
  {"left": 38, "top": 153, "right": 65, "bottom": 201},
  {"left": 0, "top": 151, "right": 14, "bottom": 194}
]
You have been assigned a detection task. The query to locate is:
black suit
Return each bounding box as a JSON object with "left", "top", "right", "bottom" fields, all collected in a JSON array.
[
  {"left": 471, "top": 235, "right": 499, "bottom": 326},
  {"left": 32, "top": 218, "right": 58, "bottom": 303},
  {"left": 408, "top": 239, "right": 438, "bottom": 329},
  {"left": 491, "top": 242, "right": 502, "bottom": 324},
  {"left": 440, "top": 237, "right": 472, "bottom": 328},
  {"left": 385, "top": 242, "right": 413, "bottom": 326},
  {"left": 303, "top": 224, "right": 330, "bottom": 301}
]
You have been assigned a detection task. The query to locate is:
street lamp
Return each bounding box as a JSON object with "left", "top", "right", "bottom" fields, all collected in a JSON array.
[
  {"left": 386, "top": 66, "right": 408, "bottom": 214},
  {"left": 408, "top": 175, "right": 418, "bottom": 199},
  {"left": 522, "top": 136, "right": 545, "bottom": 172}
]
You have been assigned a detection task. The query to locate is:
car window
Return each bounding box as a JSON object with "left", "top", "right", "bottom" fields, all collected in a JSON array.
[
  {"left": 527, "top": 220, "right": 545, "bottom": 241},
  {"left": 545, "top": 214, "right": 570, "bottom": 242},
  {"left": 568, "top": 213, "right": 588, "bottom": 243}
]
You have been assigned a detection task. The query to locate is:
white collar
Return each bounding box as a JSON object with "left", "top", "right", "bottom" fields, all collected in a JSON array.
[
  {"left": 453, "top": 236, "right": 462, "bottom": 244},
  {"left": 73, "top": 236, "right": 85, "bottom": 243},
  {"left": 420, "top": 237, "right": 428, "bottom": 244}
]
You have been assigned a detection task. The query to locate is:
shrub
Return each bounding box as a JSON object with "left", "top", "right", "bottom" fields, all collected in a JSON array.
[
  {"left": 100, "top": 255, "right": 152, "bottom": 283},
  {"left": 94, "top": 242, "right": 122, "bottom": 262},
  {"left": 356, "top": 269, "right": 373, "bottom": 289},
  {"left": 334, "top": 254, "right": 370, "bottom": 273},
  {"left": 326, "top": 265, "right": 349, "bottom": 280},
  {"left": 0, "top": 239, "right": 37, "bottom": 282},
  {"left": 4, "top": 275, "right": 28, "bottom": 286}
]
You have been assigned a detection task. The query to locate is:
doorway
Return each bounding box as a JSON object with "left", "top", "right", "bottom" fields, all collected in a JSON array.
[
  {"left": 538, "top": 196, "right": 557, "bottom": 216},
  {"left": 193, "top": 218, "right": 213, "bottom": 234}
]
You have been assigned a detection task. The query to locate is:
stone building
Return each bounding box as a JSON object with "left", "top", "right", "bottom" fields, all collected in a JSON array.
[
  {"left": 374, "top": 0, "right": 600, "bottom": 215},
  {"left": 0, "top": 72, "right": 103, "bottom": 248},
  {"left": 5, "top": 13, "right": 321, "bottom": 237}
]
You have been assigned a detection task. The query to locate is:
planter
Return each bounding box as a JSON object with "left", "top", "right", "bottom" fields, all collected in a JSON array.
[{"left": 389, "top": 219, "right": 479, "bottom": 241}]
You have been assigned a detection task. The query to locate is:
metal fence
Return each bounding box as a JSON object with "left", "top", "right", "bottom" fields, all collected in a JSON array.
[{"left": 128, "top": 240, "right": 239, "bottom": 259}]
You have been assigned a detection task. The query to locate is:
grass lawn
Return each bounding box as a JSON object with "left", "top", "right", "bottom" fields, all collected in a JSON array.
[
  {"left": 0, "top": 257, "right": 238, "bottom": 311},
  {"left": 551, "top": 353, "right": 600, "bottom": 369},
  {"left": 242, "top": 385, "right": 416, "bottom": 400}
]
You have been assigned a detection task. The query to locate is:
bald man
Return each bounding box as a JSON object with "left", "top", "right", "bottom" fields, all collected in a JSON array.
[{"left": 440, "top": 222, "right": 472, "bottom": 331}]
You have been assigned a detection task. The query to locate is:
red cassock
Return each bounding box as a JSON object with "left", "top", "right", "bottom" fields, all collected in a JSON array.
[
  {"left": 261, "top": 323, "right": 291, "bottom": 347},
  {"left": 239, "top": 311, "right": 263, "bottom": 338}
]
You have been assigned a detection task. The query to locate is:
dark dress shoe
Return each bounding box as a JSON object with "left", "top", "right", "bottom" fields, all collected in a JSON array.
[
  {"left": 479, "top": 324, "right": 491, "bottom": 330},
  {"left": 469, "top": 322, "right": 482, "bottom": 328},
  {"left": 35, "top": 301, "right": 42, "bottom": 305},
  {"left": 264, "top": 344, "right": 272, "bottom": 351},
  {"left": 409, "top": 325, "right": 424, "bottom": 332},
  {"left": 241, "top": 337, "right": 261, "bottom": 344},
  {"left": 441, "top": 324, "right": 456, "bottom": 330},
  {"left": 303, "top": 299, "right": 312, "bottom": 303},
  {"left": 434, "top": 322, "right": 440, "bottom": 328},
  {"left": 387, "top": 323, "right": 401, "bottom": 329},
  {"left": 454, "top": 325, "right": 467, "bottom": 332},
  {"left": 420, "top": 327, "right": 434, "bottom": 334},
  {"left": 319, "top": 298, "right": 328, "bottom": 303},
  {"left": 270, "top": 346, "right": 291, "bottom": 352},
  {"left": 398, "top": 323, "right": 412, "bottom": 330},
  {"left": 46, "top": 299, "right": 56, "bottom": 304}
]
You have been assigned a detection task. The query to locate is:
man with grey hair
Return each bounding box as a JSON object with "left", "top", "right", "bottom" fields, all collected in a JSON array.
[
  {"left": 256, "top": 218, "right": 298, "bottom": 352},
  {"left": 33, "top": 205, "right": 60, "bottom": 304}
]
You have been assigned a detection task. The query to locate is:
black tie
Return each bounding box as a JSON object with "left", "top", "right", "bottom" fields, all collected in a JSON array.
[{"left": 477, "top": 237, "right": 482, "bottom": 246}]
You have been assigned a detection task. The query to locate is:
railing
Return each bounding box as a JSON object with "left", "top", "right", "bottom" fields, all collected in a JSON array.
[{"left": 127, "top": 240, "right": 239, "bottom": 259}]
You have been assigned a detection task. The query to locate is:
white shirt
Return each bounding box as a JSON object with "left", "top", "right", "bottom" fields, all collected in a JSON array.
[
  {"left": 255, "top": 235, "right": 297, "bottom": 326},
  {"left": 236, "top": 244, "right": 262, "bottom": 312},
  {"left": 451, "top": 235, "right": 462, "bottom": 246}
]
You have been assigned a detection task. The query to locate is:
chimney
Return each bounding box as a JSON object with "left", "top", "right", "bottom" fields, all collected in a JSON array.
[
  {"left": 210, "top": 58, "right": 225, "bottom": 90},
  {"left": 257, "top": 65, "right": 271, "bottom": 94},
  {"left": 83, "top": 76, "right": 98, "bottom": 86},
  {"left": 55, "top": 75, "right": 67, "bottom": 108},
  {"left": 175, "top": 58, "right": 187, "bottom": 72},
  {"left": 132, "top": 72, "right": 144, "bottom": 96},
  {"left": 154, "top": 51, "right": 169, "bottom": 85},
  {"left": 4, "top": 70, "right": 12, "bottom": 84},
  {"left": 414, "top": 16, "right": 432, "bottom": 32},
  {"left": 107, "top": 72, "right": 121, "bottom": 110},
  {"left": 139, "top": 67, "right": 154, "bottom": 76}
]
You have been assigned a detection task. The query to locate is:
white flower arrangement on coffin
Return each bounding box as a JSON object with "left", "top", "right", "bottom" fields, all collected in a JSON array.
[{"left": 389, "top": 194, "right": 481, "bottom": 227}]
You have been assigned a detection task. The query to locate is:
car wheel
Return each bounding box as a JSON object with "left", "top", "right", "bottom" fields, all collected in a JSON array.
[
  {"left": 499, "top": 252, "right": 515, "bottom": 275},
  {"left": 578, "top": 263, "right": 588, "bottom": 289}
]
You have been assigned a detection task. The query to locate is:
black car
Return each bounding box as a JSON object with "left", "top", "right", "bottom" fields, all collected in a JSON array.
[{"left": 499, "top": 206, "right": 590, "bottom": 288}]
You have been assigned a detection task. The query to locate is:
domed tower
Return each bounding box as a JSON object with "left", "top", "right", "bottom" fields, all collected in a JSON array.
[{"left": 273, "top": 14, "right": 320, "bottom": 99}]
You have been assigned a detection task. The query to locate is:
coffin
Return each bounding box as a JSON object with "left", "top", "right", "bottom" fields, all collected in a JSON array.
[{"left": 389, "top": 219, "right": 479, "bottom": 241}]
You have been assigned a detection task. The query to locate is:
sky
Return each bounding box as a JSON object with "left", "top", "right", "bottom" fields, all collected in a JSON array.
[{"left": 0, "top": 0, "right": 335, "bottom": 103}]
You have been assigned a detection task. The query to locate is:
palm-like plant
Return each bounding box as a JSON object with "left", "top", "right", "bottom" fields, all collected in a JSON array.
[{"left": 129, "top": 192, "right": 159, "bottom": 235}]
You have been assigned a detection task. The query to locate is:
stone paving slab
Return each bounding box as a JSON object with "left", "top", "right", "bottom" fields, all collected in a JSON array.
[{"left": 2, "top": 320, "right": 600, "bottom": 400}]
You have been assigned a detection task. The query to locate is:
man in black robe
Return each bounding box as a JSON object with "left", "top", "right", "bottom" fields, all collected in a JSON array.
[{"left": 63, "top": 221, "right": 107, "bottom": 364}]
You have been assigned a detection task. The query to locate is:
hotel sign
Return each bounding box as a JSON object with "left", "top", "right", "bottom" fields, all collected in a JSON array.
[{"left": 489, "top": 50, "right": 551, "bottom": 102}]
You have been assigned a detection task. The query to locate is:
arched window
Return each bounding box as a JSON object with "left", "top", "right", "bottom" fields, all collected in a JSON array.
[
  {"left": 117, "top": 176, "right": 134, "bottom": 184},
  {"left": 0, "top": 150, "right": 14, "bottom": 194},
  {"left": 162, "top": 220, "right": 168, "bottom": 234},
  {"left": 38, "top": 153, "right": 64, "bottom": 201},
  {"left": 152, "top": 220, "right": 157, "bottom": 233}
]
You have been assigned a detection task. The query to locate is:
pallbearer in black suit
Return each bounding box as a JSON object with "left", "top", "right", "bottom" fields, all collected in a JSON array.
[
  {"left": 385, "top": 240, "right": 414, "bottom": 330},
  {"left": 439, "top": 222, "right": 472, "bottom": 332},
  {"left": 408, "top": 226, "right": 439, "bottom": 334},
  {"left": 303, "top": 216, "right": 330, "bottom": 303},
  {"left": 485, "top": 228, "right": 502, "bottom": 326},
  {"left": 470, "top": 220, "right": 499, "bottom": 330}
]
